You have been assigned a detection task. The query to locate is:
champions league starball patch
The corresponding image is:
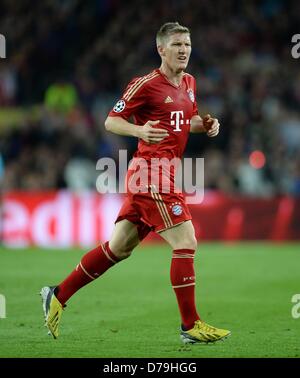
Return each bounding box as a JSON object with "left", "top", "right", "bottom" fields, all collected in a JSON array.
[
  {"left": 113, "top": 99, "right": 126, "bottom": 113},
  {"left": 172, "top": 204, "right": 183, "bottom": 216},
  {"left": 187, "top": 89, "right": 195, "bottom": 103}
]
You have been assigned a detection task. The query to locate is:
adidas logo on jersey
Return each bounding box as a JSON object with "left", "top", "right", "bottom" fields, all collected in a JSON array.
[{"left": 164, "top": 96, "right": 173, "bottom": 103}]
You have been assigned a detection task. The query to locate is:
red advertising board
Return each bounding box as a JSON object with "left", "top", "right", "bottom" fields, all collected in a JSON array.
[{"left": 1, "top": 191, "right": 299, "bottom": 247}]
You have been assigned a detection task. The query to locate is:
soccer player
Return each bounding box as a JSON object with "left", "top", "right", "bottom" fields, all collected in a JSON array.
[{"left": 41, "top": 22, "right": 230, "bottom": 343}]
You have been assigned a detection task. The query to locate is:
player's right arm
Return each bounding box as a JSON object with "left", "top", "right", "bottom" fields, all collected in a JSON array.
[
  {"left": 105, "top": 117, "right": 169, "bottom": 144},
  {"left": 105, "top": 73, "right": 168, "bottom": 144}
]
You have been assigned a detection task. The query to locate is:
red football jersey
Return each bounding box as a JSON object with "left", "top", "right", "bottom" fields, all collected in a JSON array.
[{"left": 108, "top": 68, "right": 199, "bottom": 161}]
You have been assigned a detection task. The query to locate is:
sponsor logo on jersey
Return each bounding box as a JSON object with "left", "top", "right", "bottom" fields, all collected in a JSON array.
[
  {"left": 170, "top": 110, "right": 190, "bottom": 131},
  {"left": 113, "top": 99, "right": 126, "bottom": 113},
  {"left": 171, "top": 203, "right": 183, "bottom": 216},
  {"left": 164, "top": 96, "right": 173, "bottom": 103},
  {"left": 187, "top": 89, "right": 195, "bottom": 103}
]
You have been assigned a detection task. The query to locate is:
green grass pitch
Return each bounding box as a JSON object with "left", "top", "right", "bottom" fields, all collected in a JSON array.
[{"left": 0, "top": 243, "right": 299, "bottom": 358}]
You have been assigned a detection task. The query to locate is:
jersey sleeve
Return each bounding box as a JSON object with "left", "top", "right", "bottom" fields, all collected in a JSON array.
[
  {"left": 192, "top": 77, "right": 199, "bottom": 117},
  {"left": 108, "top": 77, "right": 147, "bottom": 120}
]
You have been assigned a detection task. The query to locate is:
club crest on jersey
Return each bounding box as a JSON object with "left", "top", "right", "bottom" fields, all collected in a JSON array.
[
  {"left": 187, "top": 89, "right": 195, "bottom": 103},
  {"left": 171, "top": 203, "right": 183, "bottom": 216},
  {"left": 113, "top": 99, "right": 126, "bottom": 113}
]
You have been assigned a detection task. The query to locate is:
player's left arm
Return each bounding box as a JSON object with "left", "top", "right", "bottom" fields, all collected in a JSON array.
[
  {"left": 190, "top": 114, "right": 220, "bottom": 137},
  {"left": 189, "top": 76, "right": 219, "bottom": 136}
]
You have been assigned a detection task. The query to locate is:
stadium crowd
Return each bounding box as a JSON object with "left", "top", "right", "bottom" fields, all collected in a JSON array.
[{"left": 0, "top": 0, "right": 300, "bottom": 196}]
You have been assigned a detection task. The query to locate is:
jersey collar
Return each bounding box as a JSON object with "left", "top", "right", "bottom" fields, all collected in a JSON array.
[{"left": 156, "top": 68, "right": 184, "bottom": 89}]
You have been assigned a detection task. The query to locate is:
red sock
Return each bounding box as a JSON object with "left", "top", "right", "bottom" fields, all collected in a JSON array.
[
  {"left": 170, "top": 249, "right": 200, "bottom": 330},
  {"left": 56, "top": 242, "right": 120, "bottom": 305}
]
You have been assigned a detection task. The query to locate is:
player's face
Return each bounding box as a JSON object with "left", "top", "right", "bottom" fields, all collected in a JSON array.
[{"left": 161, "top": 33, "right": 192, "bottom": 73}]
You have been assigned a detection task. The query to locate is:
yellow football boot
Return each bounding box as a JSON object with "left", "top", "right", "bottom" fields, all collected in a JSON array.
[
  {"left": 40, "top": 286, "right": 64, "bottom": 339},
  {"left": 180, "top": 319, "right": 231, "bottom": 344}
]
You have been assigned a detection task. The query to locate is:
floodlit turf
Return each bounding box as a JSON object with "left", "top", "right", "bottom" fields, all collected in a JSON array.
[{"left": 0, "top": 243, "right": 299, "bottom": 358}]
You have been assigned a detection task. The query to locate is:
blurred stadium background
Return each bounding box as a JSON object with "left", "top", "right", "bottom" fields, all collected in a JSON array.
[
  {"left": 1, "top": 0, "right": 300, "bottom": 245},
  {"left": 0, "top": 0, "right": 299, "bottom": 358}
]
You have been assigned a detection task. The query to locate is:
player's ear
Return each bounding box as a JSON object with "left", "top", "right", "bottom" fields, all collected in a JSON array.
[{"left": 157, "top": 44, "right": 165, "bottom": 58}]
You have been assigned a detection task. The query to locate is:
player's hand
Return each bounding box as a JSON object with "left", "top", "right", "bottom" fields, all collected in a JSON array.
[
  {"left": 203, "top": 114, "right": 220, "bottom": 137},
  {"left": 138, "top": 120, "right": 169, "bottom": 144}
]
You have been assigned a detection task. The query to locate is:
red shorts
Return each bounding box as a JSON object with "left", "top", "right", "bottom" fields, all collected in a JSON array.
[{"left": 115, "top": 189, "right": 192, "bottom": 241}]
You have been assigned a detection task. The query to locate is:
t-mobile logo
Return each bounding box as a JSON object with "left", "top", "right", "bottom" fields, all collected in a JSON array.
[
  {"left": 170, "top": 111, "right": 190, "bottom": 132},
  {"left": 0, "top": 34, "right": 6, "bottom": 58}
]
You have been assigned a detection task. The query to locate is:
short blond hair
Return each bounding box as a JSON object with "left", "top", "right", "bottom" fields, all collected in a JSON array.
[{"left": 156, "top": 22, "right": 190, "bottom": 46}]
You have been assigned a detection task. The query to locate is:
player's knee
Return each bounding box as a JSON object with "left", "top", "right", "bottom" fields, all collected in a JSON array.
[
  {"left": 113, "top": 248, "right": 132, "bottom": 260},
  {"left": 186, "top": 235, "right": 198, "bottom": 251},
  {"left": 179, "top": 235, "right": 197, "bottom": 251}
]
